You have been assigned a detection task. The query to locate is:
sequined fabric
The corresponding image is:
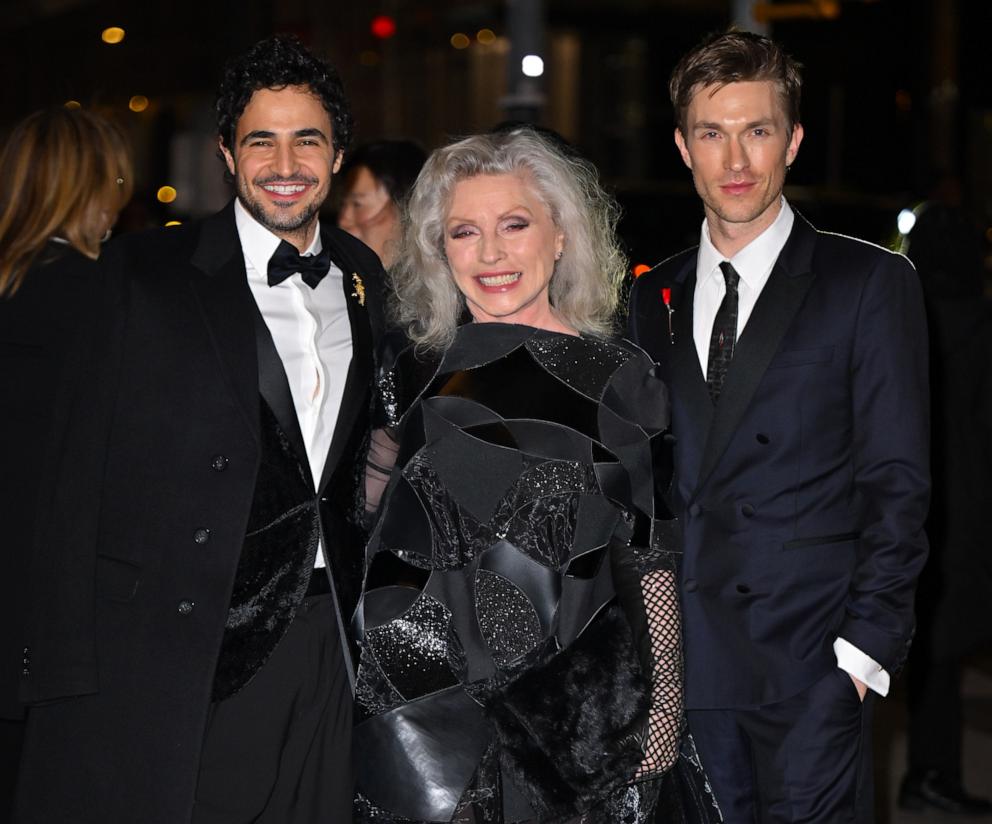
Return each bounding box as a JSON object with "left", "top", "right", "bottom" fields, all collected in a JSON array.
[{"left": 353, "top": 324, "right": 715, "bottom": 823}]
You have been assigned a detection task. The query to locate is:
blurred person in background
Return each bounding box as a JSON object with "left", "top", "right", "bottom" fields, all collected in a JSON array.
[
  {"left": 0, "top": 105, "right": 132, "bottom": 823},
  {"left": 898, "top": 200, "right": 992, "bottom": 816},
  {"left": 337, "top": 139, "right": 426, "bottom": 269}
]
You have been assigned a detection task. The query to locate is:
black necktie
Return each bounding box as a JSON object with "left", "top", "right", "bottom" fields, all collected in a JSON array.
[
  {"left": 266, "top": 240, "right": 332, "bottom": 289},
  {"left": 706, "top": 261, "right": 740, "bottom": 404}
]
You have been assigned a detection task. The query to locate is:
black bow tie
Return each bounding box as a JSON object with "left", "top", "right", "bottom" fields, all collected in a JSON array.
[{"left": 266, "top": 240, "right": 332, "bottom": 289}]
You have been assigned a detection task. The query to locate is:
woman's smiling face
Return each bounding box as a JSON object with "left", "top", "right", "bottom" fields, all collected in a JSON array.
[{"left": 443, "top": 173, "right": 564, "bottom": 329}]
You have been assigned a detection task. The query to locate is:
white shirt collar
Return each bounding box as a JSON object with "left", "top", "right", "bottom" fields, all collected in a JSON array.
[
  {"left": 234, "top": 198, "right": 323, "bottom": 281},
  {"left": 697, "top": 197, "right": 794, "bottom": 288}
]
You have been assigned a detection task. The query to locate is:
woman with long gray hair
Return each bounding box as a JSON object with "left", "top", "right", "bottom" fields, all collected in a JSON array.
[{"left": 352, "top": 128, "right": 718, "bottom": 823}]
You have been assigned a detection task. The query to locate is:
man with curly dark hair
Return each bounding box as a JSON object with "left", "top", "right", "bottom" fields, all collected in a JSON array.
[{"left": 16, "top": 35, "right": 386, "bottom": 824}]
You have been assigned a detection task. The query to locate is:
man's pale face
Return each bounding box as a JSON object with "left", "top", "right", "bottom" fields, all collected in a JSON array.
[
  {"left": 675, "top": 80, "right": 803, "bottom": 251},
  {"left": 220, "top": 85, "right": 342, "bottom": 250}
]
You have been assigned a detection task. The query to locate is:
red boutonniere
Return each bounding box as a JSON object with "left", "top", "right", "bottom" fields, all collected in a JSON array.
[{"left": 661, "top": 287, "right": 674, "bottom": 343}]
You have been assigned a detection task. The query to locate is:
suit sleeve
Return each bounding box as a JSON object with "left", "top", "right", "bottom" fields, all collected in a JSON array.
[{"left": 839, "top": 251, "right": 930, "bottom": 673}]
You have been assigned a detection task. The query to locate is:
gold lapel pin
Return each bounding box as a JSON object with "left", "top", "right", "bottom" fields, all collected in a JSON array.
[{"left": 351, "top": 273, "right": 366, "bottom": 306}]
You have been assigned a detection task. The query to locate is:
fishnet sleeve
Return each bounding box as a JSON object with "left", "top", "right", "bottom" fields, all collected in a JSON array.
[{"left": 634, "top": 562, "right": 683, "bottom": 780}]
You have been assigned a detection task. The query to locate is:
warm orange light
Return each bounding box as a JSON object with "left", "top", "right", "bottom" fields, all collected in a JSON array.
[
  {"left": 129, "top": 95, "right": 149, "bottom": 112},
  {"left": 165, "top": 221, "right": 182, "bottom": 227},
  {"left": 101, "top": 27, "right": 125, "bottom": 44},
  {"left": 157, "top": 186, "right": 177, "bottom": 204},
  {"left": 632, "top": 264, "right": 651, "bottom": 278},
  {"left": 64, "top": 100, "right": 82, "bottom": 110},
  {"left": 753, "top": 1, "right": 839, "bottom": 21},
  {"left": 450, "top": 33, "right": 470, "bottom": 50},
  {"left": 477, "top": 28, "right": 496, "bottom": 45}
]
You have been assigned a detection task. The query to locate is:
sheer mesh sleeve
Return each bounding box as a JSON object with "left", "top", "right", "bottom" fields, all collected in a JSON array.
[
  {"left": 634, "top": 563, "right": 683, "bottom": 780},
  {"left": 364, "top": 427, "right": 400, "bottom": 517}
]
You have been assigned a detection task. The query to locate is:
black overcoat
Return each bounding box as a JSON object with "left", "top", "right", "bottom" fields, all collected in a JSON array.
[{"left": 15, "top": 204, "right": 385, "bottom": 823}]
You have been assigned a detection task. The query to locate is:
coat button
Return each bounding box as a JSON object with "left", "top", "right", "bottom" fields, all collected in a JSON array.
[
  {"left": 741, "top": 504, "right": 755, "bottom": 517},
  {"left": 684, "top": 578, "right": 698, "bottom": 593},
  {"left": 688, "top": 503, "right": 702, "bottom": 518},
  {"left": 193, "top": 528, "right": 210, "bottom": 545},
  {"left": 178, "top": 600, "right": 195, "bottom": 616},
  {"left": 210, "top": 454, "right": 229, "bottom": 471},
  {"left": 756, "top": 433, "right": 770, "bottom": 445},
  {"left": 736, "top": 583, "right": 751, "bottom": 594}
]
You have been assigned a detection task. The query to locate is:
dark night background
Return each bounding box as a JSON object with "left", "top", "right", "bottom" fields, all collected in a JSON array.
[{"left": 1, "top": 0, "right": 989, "bottom": 270}]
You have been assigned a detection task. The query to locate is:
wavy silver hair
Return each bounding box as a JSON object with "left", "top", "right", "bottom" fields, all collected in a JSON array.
[{"left": 390, "top": 128, "right": 627, "bottom": 350}]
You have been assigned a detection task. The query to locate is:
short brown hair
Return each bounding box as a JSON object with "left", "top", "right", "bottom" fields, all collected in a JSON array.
[{"left": 669, "top": 30, "right": 802, "bottom": 135}]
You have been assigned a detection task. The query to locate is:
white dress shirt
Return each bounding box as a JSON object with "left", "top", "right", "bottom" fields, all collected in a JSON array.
[
  {"left": 692, "top": 198, "right": 890, "bottom": 697},
  {"left": 692, "top": 198, "right": 794, "bottom": 376},
  {"left": 235, "top": 200, "right": 353, "bottom": 568}
]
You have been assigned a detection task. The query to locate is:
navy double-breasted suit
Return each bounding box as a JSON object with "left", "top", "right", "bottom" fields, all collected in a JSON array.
[{"left": 628, "top": 213, "right": 930, "bottom": 711}]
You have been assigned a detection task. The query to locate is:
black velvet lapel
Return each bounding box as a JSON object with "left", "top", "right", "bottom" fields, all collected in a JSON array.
[
  {"left": 317, "top": 226, "right": 374, "bottom": 494},
  {"left": 696, "top": 214, "right": 818, "bottom": 488},
  {"left": 189, "top": 203, "right": 260, "bottom": 445},
  {"left": 251, "top": 302, "right": 310, "bottom": 486}
]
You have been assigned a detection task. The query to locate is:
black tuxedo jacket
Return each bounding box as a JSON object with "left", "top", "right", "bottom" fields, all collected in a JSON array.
[
  {"left": 628, "top": 214, "right": 930, "bottom": 709},
  {"left": 16, "top": 203, "right": 386, "bottom": 823}
]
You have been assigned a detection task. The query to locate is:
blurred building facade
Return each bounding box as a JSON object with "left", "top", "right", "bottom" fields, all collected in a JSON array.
[{"left": 1, "top": 0, "right": 989, "bottom": 264}]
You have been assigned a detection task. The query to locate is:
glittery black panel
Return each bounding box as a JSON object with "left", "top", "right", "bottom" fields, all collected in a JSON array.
[
  {"left": 524, "top": 334, "right": 635, "bottom": 402},
  {"left": 212, "top": 398, "right": 318, "bottom": 701},
  {"left": 475, "top": 570, "right": 543, "bottom": 667},
  {"left": 353, "top": 325, "right": 698, "bottom": 822},
  {"left": 364, "top": 593, "right": 459, "bottom": 700},
  {"left": 355, "top": 650, "right": 407, "bottom": 719}
]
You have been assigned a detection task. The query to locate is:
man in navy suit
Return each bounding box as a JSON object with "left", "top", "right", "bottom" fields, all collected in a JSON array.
[{"left": 628, "top": 31, "right": 930, "bottom": 822}]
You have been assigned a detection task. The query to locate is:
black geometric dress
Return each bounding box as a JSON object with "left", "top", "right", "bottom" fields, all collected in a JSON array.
[{"left": 352, "top": 323, "right": 719, "bottom": 824}]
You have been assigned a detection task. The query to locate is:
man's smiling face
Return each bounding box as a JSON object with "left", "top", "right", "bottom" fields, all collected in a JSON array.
[{"left": 220, "top": 84, "right": 342, "bottom": 249}]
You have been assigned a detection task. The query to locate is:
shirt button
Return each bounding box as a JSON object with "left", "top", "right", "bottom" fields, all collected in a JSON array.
[
  {"left": 684, "top": 579, "right": 698, "bottom": 593},
  {"left": 193, "top": 528, "right": 211, "bottom": 545},
  {"left": 210, "top": 455, "right": 229, "bottom": 471},
  {"left": 178, "top": 600, "right": 195, "bottom": 616},
  {"left": 688, "top": 503, "right": 702, "bottom": 518},
  {"left": 741, "top": 504, "right": 755, "bottom": 517}
]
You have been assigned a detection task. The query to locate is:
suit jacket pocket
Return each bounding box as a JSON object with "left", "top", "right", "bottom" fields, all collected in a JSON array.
[
  {"left": 767, "top": 346, "right": 834, "bottom": 369},
  {"left": 782, "top": 532, "right": 859, "bottom": 551},
  {"left": 96, "top": 554, "right": 141, "bottom": 602}
]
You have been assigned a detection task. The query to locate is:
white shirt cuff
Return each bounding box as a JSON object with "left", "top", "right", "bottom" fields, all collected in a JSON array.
[{"left": 833, "top": 637, "right": 890, "bottom": 697}]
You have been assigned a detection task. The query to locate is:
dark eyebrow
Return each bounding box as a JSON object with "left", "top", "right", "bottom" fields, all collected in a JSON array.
[{"left": 239, "top": 128, "right": 329, "bottom": 146}]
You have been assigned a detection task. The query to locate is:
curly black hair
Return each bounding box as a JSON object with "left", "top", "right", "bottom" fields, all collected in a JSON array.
[{"left": 216, "top": 34, "right": 353, "bottom": 155}]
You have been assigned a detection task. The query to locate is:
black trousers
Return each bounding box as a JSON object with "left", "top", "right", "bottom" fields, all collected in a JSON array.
[
  {"left": 687, "top": 668, "right": 875, "bottom": 823},
  {"left": 192, "top": 593, "right": 353, "bottom": 824}
]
